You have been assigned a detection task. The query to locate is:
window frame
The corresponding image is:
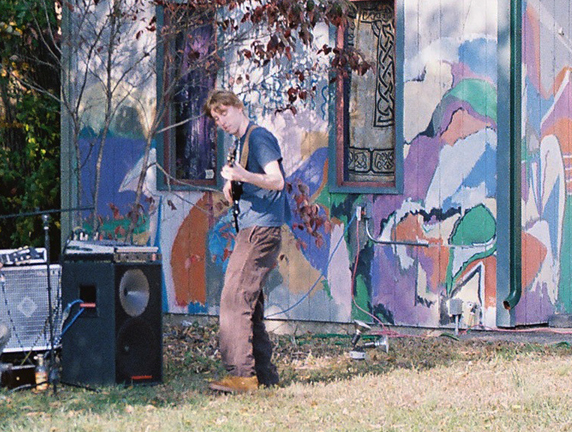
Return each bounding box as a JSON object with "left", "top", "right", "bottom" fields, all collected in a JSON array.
[{"left": 328, "top": 0, "right": 404, "bottom": 194}]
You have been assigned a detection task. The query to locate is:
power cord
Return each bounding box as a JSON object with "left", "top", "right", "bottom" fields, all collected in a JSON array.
[{"left": 266, "top": 212, "right": 357, "bottom": 318}]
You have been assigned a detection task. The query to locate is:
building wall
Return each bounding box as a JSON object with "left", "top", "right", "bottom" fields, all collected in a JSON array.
[
  {"left": 361, "top": 0, "right": 499, "bottom": 327},
  {"left": 67, "top": 0, "right": 538, "bottom": 329},
  {"left": 518, "top": 0, "right": 572, "bottom": 324}
]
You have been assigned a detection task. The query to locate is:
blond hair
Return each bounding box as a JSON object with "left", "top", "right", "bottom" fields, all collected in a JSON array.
[{"left": 203, "top": 89, "right": 244, "bottom": 119}]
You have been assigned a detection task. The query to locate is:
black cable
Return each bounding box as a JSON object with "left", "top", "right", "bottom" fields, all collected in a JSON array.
[{"left": 0, "top": 206, "right": 94, "bottom": 220}]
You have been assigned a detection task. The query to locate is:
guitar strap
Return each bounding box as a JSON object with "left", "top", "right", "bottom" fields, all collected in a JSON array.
[{"left": 238, "top": 124, "right": 259, "bottom": 168}]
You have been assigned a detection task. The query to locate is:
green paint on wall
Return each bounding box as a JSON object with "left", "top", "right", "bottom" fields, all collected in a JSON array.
[
  {"left": 447, "top": 79, "right": 497, "bottom": 121},
  {"left": 558, "top": 199, "right": 572, "bottom": 312},
  {"left": 325, "top": 189, "right": 348, "bottom": 208},
  {"left": 314, "top": 184, "right": 332, "bottom": 209},
  {"left": 321, "top": 279, "right": 333, "bottom": 300},
  {"left": 450, "top": 204, "right": 496, "bottom": 246},
  {"left": 446, "top": 204, "right": 497, "bottom": 293},
  {"left": 351, "top": 273, "right": 371, "bottom": 322}
]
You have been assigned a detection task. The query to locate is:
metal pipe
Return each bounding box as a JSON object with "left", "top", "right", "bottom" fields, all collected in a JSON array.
[
  {"left": 364, "top": 218, "right": 429, "bottom": 247},
  {"left": 502, "top": 0, "right": 523, "bottom": 313},
  {"left": 503, "top": 289, "right": 521, "bottom": 310}
]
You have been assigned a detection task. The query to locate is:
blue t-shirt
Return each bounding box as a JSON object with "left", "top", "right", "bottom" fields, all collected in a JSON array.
[{"left": 237, "top": 123, "right": 291, "bottom": 229}]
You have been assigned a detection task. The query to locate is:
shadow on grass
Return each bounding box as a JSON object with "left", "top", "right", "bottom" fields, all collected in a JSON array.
[{"left": 2, "top": 322, "right": 572, "bottom": 423}]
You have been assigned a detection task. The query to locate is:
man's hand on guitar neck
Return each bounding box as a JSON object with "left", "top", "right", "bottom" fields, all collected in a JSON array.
[{"left": 221, "top": 160, "right": 248, "bottom": 183}]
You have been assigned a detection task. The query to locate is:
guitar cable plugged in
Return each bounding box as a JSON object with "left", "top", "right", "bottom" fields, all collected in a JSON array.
[{"left": 355, "top": 203, "right": 372, "bottom": 222}]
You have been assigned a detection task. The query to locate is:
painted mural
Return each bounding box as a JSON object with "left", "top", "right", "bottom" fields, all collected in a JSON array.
[
  {"left": 520, "top": 0, "right": 571, "bottom": 324},
  {"left": 172, "top": 0, "right": 498, "bottom": 328},
  {"left": 69, "top": 0, "right": 572, "bottom": 328},
  {"left": 69, "top": 0, "right": 500, "bottom": 329},
  {"left": 357, "top": 1, "right": 500, "bottom": 328}
]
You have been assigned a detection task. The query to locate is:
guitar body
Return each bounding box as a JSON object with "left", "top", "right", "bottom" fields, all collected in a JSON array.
[
  {"left": 227, "top": 144, "right": 242, "bottom": 233},
  {"left": 225, "top": 125, "right": 257, "bottom": 233},
  {"left": 230, "top": 181, "right": 242, "bottom": 233}
]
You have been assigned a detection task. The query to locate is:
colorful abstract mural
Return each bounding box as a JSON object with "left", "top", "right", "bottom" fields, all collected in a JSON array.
[
  {"left": 519, "top": 0, "right": 571, "bottom": 324},
  {"left": 351, "top": 1, "right": 500, "bottom": 328},
  {"left": 66, "top": 0, "right": 572, "bottom": 329}
]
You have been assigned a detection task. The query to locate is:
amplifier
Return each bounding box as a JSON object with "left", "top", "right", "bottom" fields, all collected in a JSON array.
[
  {"left": 0, "top": 265, "right": 61, "bottom": 353},
  {"left": 0, "top": 247, "right": 47, "bottom": 266},
  {"left": 63, "top": 241, "right": 160, "bottom": 263}
]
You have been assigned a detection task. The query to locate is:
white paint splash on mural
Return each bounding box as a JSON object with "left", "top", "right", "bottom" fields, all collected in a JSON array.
[
  {"left": 327, "top": 223, "right": 353, "bottom": 321},
  {"left": 425, "top": 128, "right": 497, "bottom": 211},
  {"left": 403, "top": 61, "right": 453, "bottom": 143}
]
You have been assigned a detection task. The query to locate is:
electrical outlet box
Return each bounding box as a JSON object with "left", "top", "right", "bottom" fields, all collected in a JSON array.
[{"left": 447, "top": 298, "right": 463, "bottom": 316}]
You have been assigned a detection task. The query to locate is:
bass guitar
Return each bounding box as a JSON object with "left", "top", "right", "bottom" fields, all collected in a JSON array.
[{"left": 227, "top": 143, "right": 243, "bottom": 233}]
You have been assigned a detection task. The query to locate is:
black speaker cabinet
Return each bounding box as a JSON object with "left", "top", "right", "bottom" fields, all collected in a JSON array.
[{"left": 61, "top": 261, "right": 162, "bottom": 386}]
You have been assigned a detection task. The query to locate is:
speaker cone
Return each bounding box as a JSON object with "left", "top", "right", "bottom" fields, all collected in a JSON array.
[{"left": 119, "top": 269, "right": 150, "bottom": 317}]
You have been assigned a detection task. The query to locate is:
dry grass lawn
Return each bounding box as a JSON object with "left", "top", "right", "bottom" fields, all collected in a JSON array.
[{"left": 2, "top": 322, "right": 572, "bottom": 431}]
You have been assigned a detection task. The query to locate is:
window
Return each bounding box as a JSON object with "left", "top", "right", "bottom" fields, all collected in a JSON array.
[
  {"left": 159, "top": 6, "right": 218, "bottom": 189},
  {"left": 331, "top": 0, "right": 402, "bottom": 193}
]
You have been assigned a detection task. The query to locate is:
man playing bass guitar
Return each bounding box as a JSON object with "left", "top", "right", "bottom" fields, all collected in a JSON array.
[{"left": 203, "top": 89, "right": 290, "bottom": 393}]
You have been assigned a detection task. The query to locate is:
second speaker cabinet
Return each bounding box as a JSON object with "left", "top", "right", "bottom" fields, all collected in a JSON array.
[{"left": 61, "top": 261, "right": 162, "bottom": 386}]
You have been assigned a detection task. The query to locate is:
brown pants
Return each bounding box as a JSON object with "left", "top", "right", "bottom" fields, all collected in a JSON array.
[{"left": 219, "top": 226, "right": 281, "bottom": 385}]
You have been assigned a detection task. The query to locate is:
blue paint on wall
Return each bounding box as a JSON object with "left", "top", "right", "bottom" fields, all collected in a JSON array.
[
  {"left": 459, "top": 38, "right": 498, "bottom": 79},
  {"left": 79, "top": 134, "right": 150, "bottom": 219},
  {"left": 463, "top": 142, "right": 497, "bottom": 195},
  {"left": 524, "top": 78, "right": 555, "bottom": 131}
]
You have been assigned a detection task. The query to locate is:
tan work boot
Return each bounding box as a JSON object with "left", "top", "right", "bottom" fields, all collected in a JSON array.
[{"left": 208, "top": 375, "right": 259, "bottom": 393}]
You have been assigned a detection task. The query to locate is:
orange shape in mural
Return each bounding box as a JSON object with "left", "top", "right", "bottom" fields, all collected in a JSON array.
[
  {"left": 440, "top": 108, "right": 493, "bottom": 146},
  {"left": 170, "top": 196, "right": 212, "bottom": 306},
  {"left": 521, "top": 231, "right": 547, "bottom": 289}
]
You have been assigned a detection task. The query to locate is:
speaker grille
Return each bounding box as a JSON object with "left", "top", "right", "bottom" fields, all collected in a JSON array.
[
  {"left": 0, "top": 265, "right": 61, "bottom": 353},
  {"left": 116, "top": 317, "right": 161, "bottom": 383}
]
